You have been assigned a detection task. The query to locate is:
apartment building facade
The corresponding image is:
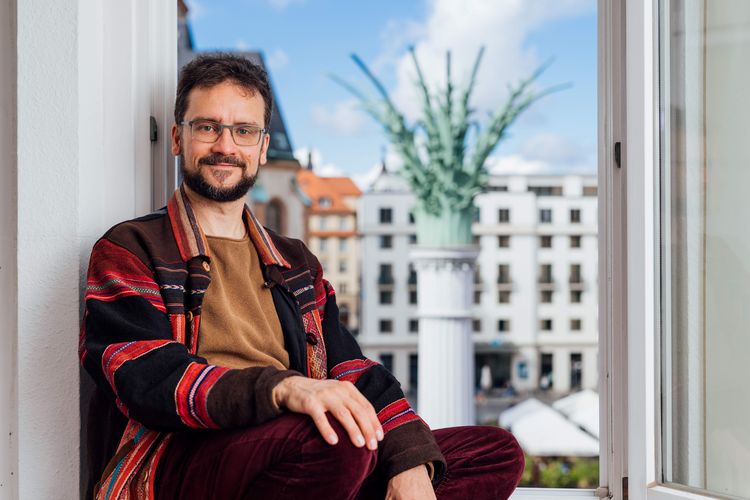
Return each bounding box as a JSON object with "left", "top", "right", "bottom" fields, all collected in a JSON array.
[{"left": 358, "top": 170, "right": 598, "bottom": 395}]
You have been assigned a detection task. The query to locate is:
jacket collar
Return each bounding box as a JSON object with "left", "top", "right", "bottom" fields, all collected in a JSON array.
[{"left": 167, "top": 184, "right": 291, "bottom": 268}]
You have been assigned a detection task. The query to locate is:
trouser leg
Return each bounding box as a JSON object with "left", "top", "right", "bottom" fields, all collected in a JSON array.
[
  {"left": 432, "top": 426, "right": 525, "bottom": 500},
  {"left": 356, "top": 425, "right": 524, "bottom": 500},
  {"left": 154, "top": 413, "right": 378, "bottom": 500}
]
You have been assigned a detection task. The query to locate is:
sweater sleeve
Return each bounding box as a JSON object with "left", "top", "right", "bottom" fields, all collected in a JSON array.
[
  {"left": 80, "top": 237, "right": 299, "bottom": 431},
  {"left": 307, "top": 249, "right": 447, "bottom": 484}
]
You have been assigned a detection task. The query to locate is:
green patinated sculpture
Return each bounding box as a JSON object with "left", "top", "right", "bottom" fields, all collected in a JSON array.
[{"left": 333, "top": 47, "right": 566, "bottom": 246}]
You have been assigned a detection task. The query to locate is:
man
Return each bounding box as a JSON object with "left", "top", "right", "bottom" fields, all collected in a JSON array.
[{"left": 81, "top": 53, "right": 524, "bottom": 500}]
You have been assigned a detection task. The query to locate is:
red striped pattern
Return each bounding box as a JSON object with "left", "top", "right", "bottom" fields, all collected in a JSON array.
[
  {"left": 97, "top": 423, "right": 161, "bottom": 500},
  {"left": 102, "top": 340, "right": 174, "bottom": 401},
  {"left": 245, "top": 206, "right": 291, "bottom": 268},
  {"left": 377, "top": 398, "right": 420, "bottom": 433},
  {"left": 87, "top": 240, "right": 166, "bottom": 313},
  {"left": 174, "top": 362, "right": 229, "bottom": 429},
  {"left": 330, "top": 359, "right": 377, "bottom": 383}
]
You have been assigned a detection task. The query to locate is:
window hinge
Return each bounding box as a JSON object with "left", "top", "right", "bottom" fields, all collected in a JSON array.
[
  {"left": 150, "top": 116, "right": 158, "bottom": 143},
  {"left": 614, "top": 141, "right": 622, "bottom": 168},
  {"left": 595, "top": 486, "right": 612, "bottom": 498}
]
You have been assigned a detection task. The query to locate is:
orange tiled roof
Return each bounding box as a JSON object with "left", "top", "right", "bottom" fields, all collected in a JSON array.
[{"left": 297, "top": 169, "right": 361, "bottom": 214}]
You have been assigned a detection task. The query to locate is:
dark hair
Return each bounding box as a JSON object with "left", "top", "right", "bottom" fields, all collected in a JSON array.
[{"left": 174, "top": 53, "right": 274, "bottom": 128}]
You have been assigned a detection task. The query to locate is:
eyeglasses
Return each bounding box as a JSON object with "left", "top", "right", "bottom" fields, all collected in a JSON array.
[{"left": 183, "top": 119, "right": 267, "bottom": 147}]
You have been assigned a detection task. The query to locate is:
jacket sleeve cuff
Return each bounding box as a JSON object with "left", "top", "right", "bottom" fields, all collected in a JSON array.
[
  {"left": 207, "top": 366, "right": 301, "bottom": 428},
  {"left": 377, "top": 420, "right": 446, "bottom": 486}
]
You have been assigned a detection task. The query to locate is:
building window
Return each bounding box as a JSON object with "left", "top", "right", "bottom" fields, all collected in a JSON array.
[
  {"left": 540, "top": 235, "right": 553, "bottom": 248},
  {"left": 497, "top": 264, "right": 511, "bottom": 284},
  {"left": 408, "top": 266, "right": 417, "bottom": 286},
  {"left": 339, "top": 217, "right": 348, "bottom": 230},
  {"left": 408, "top": 211, "right": 415, "bottom": 224},
  {"left": 570, "top": 209, "right": 581, "bottom": 223},
  {"left": 498, "top": 235, "right": 510, "bottom": 248},
  {"left": 569, "top": 264, "right": 582, "bottom": 283},
  {"left": 339, "top": 282, "right": 348, "bottom": 294},
  {"left": 379, "top": 208, "right": 392, "bottom": 224},
  {"left": 409, "top": 319, "right": 419, "bottom": 333},
  {"left": 472, "top": 235, "right": 480, "bottom": 246},
  {"left": 409, "top": 354, "right": 419, "bottom": 390},
  {"left": 539, "top": 209, "right": 552, "bottom": 223},
  {"left": 541, "top": 290, "right": 554, "bottom": 303},
  {"left": 570, "top": 353, "right": 583, "bottom": 390},
  {"left": 379, "top": 319, "right": 393, "bottom": 333},
  {"left": 380, "top": 353, "right": 394, "bottom": 373},
  {"left": 409, "top": 234, "right": 417, "bottom": 245},
  {"left": 583, "top": 185, "right": 597, "bottom": 196},
  {"left": 497, "top": 319, "right": 510, "bottom": 332},
  {"left": 540, "top": 319, "right": 553, "bottom": 331},
  {"left": 339, "top": 238, "right": 347, "bottom": 252},
  {"left": 319, "top": 237, "right": 328, "bottom": 252},
  {"left": 571, "top": 318, "right": 582, "bottom": 331},
  {"left": 379, "top": 235, "right": 393, "bottom": 249},
  {"left": 570, "top": 235, "right": 582, "bottom": 248},
  {"left": 378, "top": 265, "right": 394, "bottom": 288},
  {"left": 473, "top": 207, "right": 481, "bottom": 223},
  {"left": 472, "top": 319, "right": 481, "bottom": 332},
  {"left": 409, "top": 289, "right": 417, "bottom": 305},
  {"left": 539, "top": 264, "right": 553, "bottom": 284},
  {"left": 379, "top": 290, "right": 392, "bottom": 305},
  {"left": 338, "top": 260, "right": 347, "bottom": 273},
  {"left": 320, "top": 259, "right": 328, "bottom": 274},
  {"left": 266, "top": 198, "right": 285, "bottom": 234},
  {"left": 498, "top": 290, "right": 511, "bottom": 304},
  {"left": 319, "top": 196, "right": 332, "bottom": 208},
  {"left": 473, "top": 290, "right": 482, "bottom": 304},
  {"left": 570, "top": 290, "right": 583, "bottom": 303},
  {"left": 498, "top": 208, "right": 510, "bottom": 223}
]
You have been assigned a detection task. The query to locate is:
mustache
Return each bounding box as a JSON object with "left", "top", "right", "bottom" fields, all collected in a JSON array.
[{"left": 198, "top": 154, "right": 246, "bottom": 169}]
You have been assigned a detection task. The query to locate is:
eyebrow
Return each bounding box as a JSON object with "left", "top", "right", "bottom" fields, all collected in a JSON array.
[{"left": 191, "top": 116, "right": 262, "bottom": 127}]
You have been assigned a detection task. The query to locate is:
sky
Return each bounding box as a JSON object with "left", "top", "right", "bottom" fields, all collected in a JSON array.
[{"left": 185, "top": 0, "right": 597, "bottom": 187}]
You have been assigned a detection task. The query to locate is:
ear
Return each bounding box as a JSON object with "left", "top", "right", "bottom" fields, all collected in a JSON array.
[
  {"left": 259, "top": 132, "right": 270, "bottom": 165},
  {"left": 171, "top": 123, "right": 181, "bottom": 156}
]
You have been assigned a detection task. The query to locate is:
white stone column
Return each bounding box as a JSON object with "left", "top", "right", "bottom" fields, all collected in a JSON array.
[{"left": 411, "top": 247, "right": 479, "bottom": 429}]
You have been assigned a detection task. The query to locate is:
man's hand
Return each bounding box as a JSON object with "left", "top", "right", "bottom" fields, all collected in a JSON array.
[
  {"left": 272, "top": 376, "right": 384, "bottom": 450},
  {"left": 386, "top": 465, "right": 436, "bottom": 500}
]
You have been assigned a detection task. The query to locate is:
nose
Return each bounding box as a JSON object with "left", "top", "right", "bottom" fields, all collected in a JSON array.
[{"left": 210, "top": 126, "right": 238, "bottom": 155}]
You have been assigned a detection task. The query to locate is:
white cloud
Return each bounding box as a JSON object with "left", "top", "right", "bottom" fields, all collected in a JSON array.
[
  {"left": 377, "top": 0, "right": 594, "bottom": 121},
  {"left": 487, "top": 152, "right": 595, "bottom": 176},
  {"left": 520, "top": 133, "right": 588, "bottom": 166},
  {"left": 267, "top": 48, "right": 289, "bottom": 71},
  {"left": 267, "top": 0, "right": 305, "bottom": 9},
  {"left": 235, "top": 39, "right": 249, "bottom": 51},
  {"left": 311, "top": 99, "right": 368, "bottom": 135}
]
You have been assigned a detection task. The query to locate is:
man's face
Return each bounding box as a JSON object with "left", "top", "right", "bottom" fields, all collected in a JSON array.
[{"left": 171, "top": 81, "right": 270, "bottom": 202}]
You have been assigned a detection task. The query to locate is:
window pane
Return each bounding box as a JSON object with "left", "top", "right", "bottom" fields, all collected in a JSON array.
[{"left": 660, "top": 0, "right": 750, "bottom": 495}]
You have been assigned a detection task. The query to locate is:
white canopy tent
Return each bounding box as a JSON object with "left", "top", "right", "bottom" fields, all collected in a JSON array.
[
  {"left": 552, "top": 389, "right": 600, "bottom": 438},
  {"left": 499, "top": 398, "right": 599, "bottom": 457}
]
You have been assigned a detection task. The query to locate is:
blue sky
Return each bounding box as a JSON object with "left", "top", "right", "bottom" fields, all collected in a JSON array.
[{"left": 186, "top": 0, "right": 596, "bottom": 186}]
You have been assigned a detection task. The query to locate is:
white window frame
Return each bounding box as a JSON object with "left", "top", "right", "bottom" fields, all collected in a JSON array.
[{"left": 613, "top": 0, "right": 726, "bottom": 498}]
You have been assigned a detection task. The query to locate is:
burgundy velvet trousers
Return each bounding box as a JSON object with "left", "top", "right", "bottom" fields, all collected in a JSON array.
[{"left": 155, "top": 413, "right": 525, "bottom": 500}]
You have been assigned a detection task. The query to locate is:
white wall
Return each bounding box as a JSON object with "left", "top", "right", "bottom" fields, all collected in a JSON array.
[
  {"left": 3, "top": 1, "right": 176, "bottom": 498},
  {"left": 15, "top": 2, "right": 81, "bottom": 498},
  {"left": 0, "top": 1, "right": 18, "bottom": 497}
]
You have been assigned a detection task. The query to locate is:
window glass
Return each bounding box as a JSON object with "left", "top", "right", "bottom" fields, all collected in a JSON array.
[{"left": 660, "top": 1, "right": 750, "bottom": 495}]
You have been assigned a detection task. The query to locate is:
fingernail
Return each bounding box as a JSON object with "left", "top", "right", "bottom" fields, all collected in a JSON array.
[
  {"left": 329, "top": 434, "right": 339, "bottom": 445},
  {"left": 376, "top": 429, "right": 384, "bottom": 441},
  {"left": 356, "top": 435, "right": 365, "bottom": 447},
  {"left": 369, "top": 438, "right": 378, "bottom": 450}
]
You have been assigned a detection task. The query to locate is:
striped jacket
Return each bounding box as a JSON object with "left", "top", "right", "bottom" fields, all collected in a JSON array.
[{"left": 80, "top": 185, "right": 445, "bottom": 499}]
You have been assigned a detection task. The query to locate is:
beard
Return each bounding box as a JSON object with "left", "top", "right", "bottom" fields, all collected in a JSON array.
[{"left": 181, "top": 153, "right": 257, "bottom": 202}]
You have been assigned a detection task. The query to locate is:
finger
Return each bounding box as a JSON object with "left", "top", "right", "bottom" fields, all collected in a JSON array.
[
  {"left": 310, "top": 409, "right": 339, "bottom": 446},
  {"left": 345, "top": 383, "right": 384, "bottom": 441},
  {"left": 348, "top": 400, "right": 380, "bottom": 450},
  {"left": 331, "top": 405, "right": 366, "bottom": 448}
]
